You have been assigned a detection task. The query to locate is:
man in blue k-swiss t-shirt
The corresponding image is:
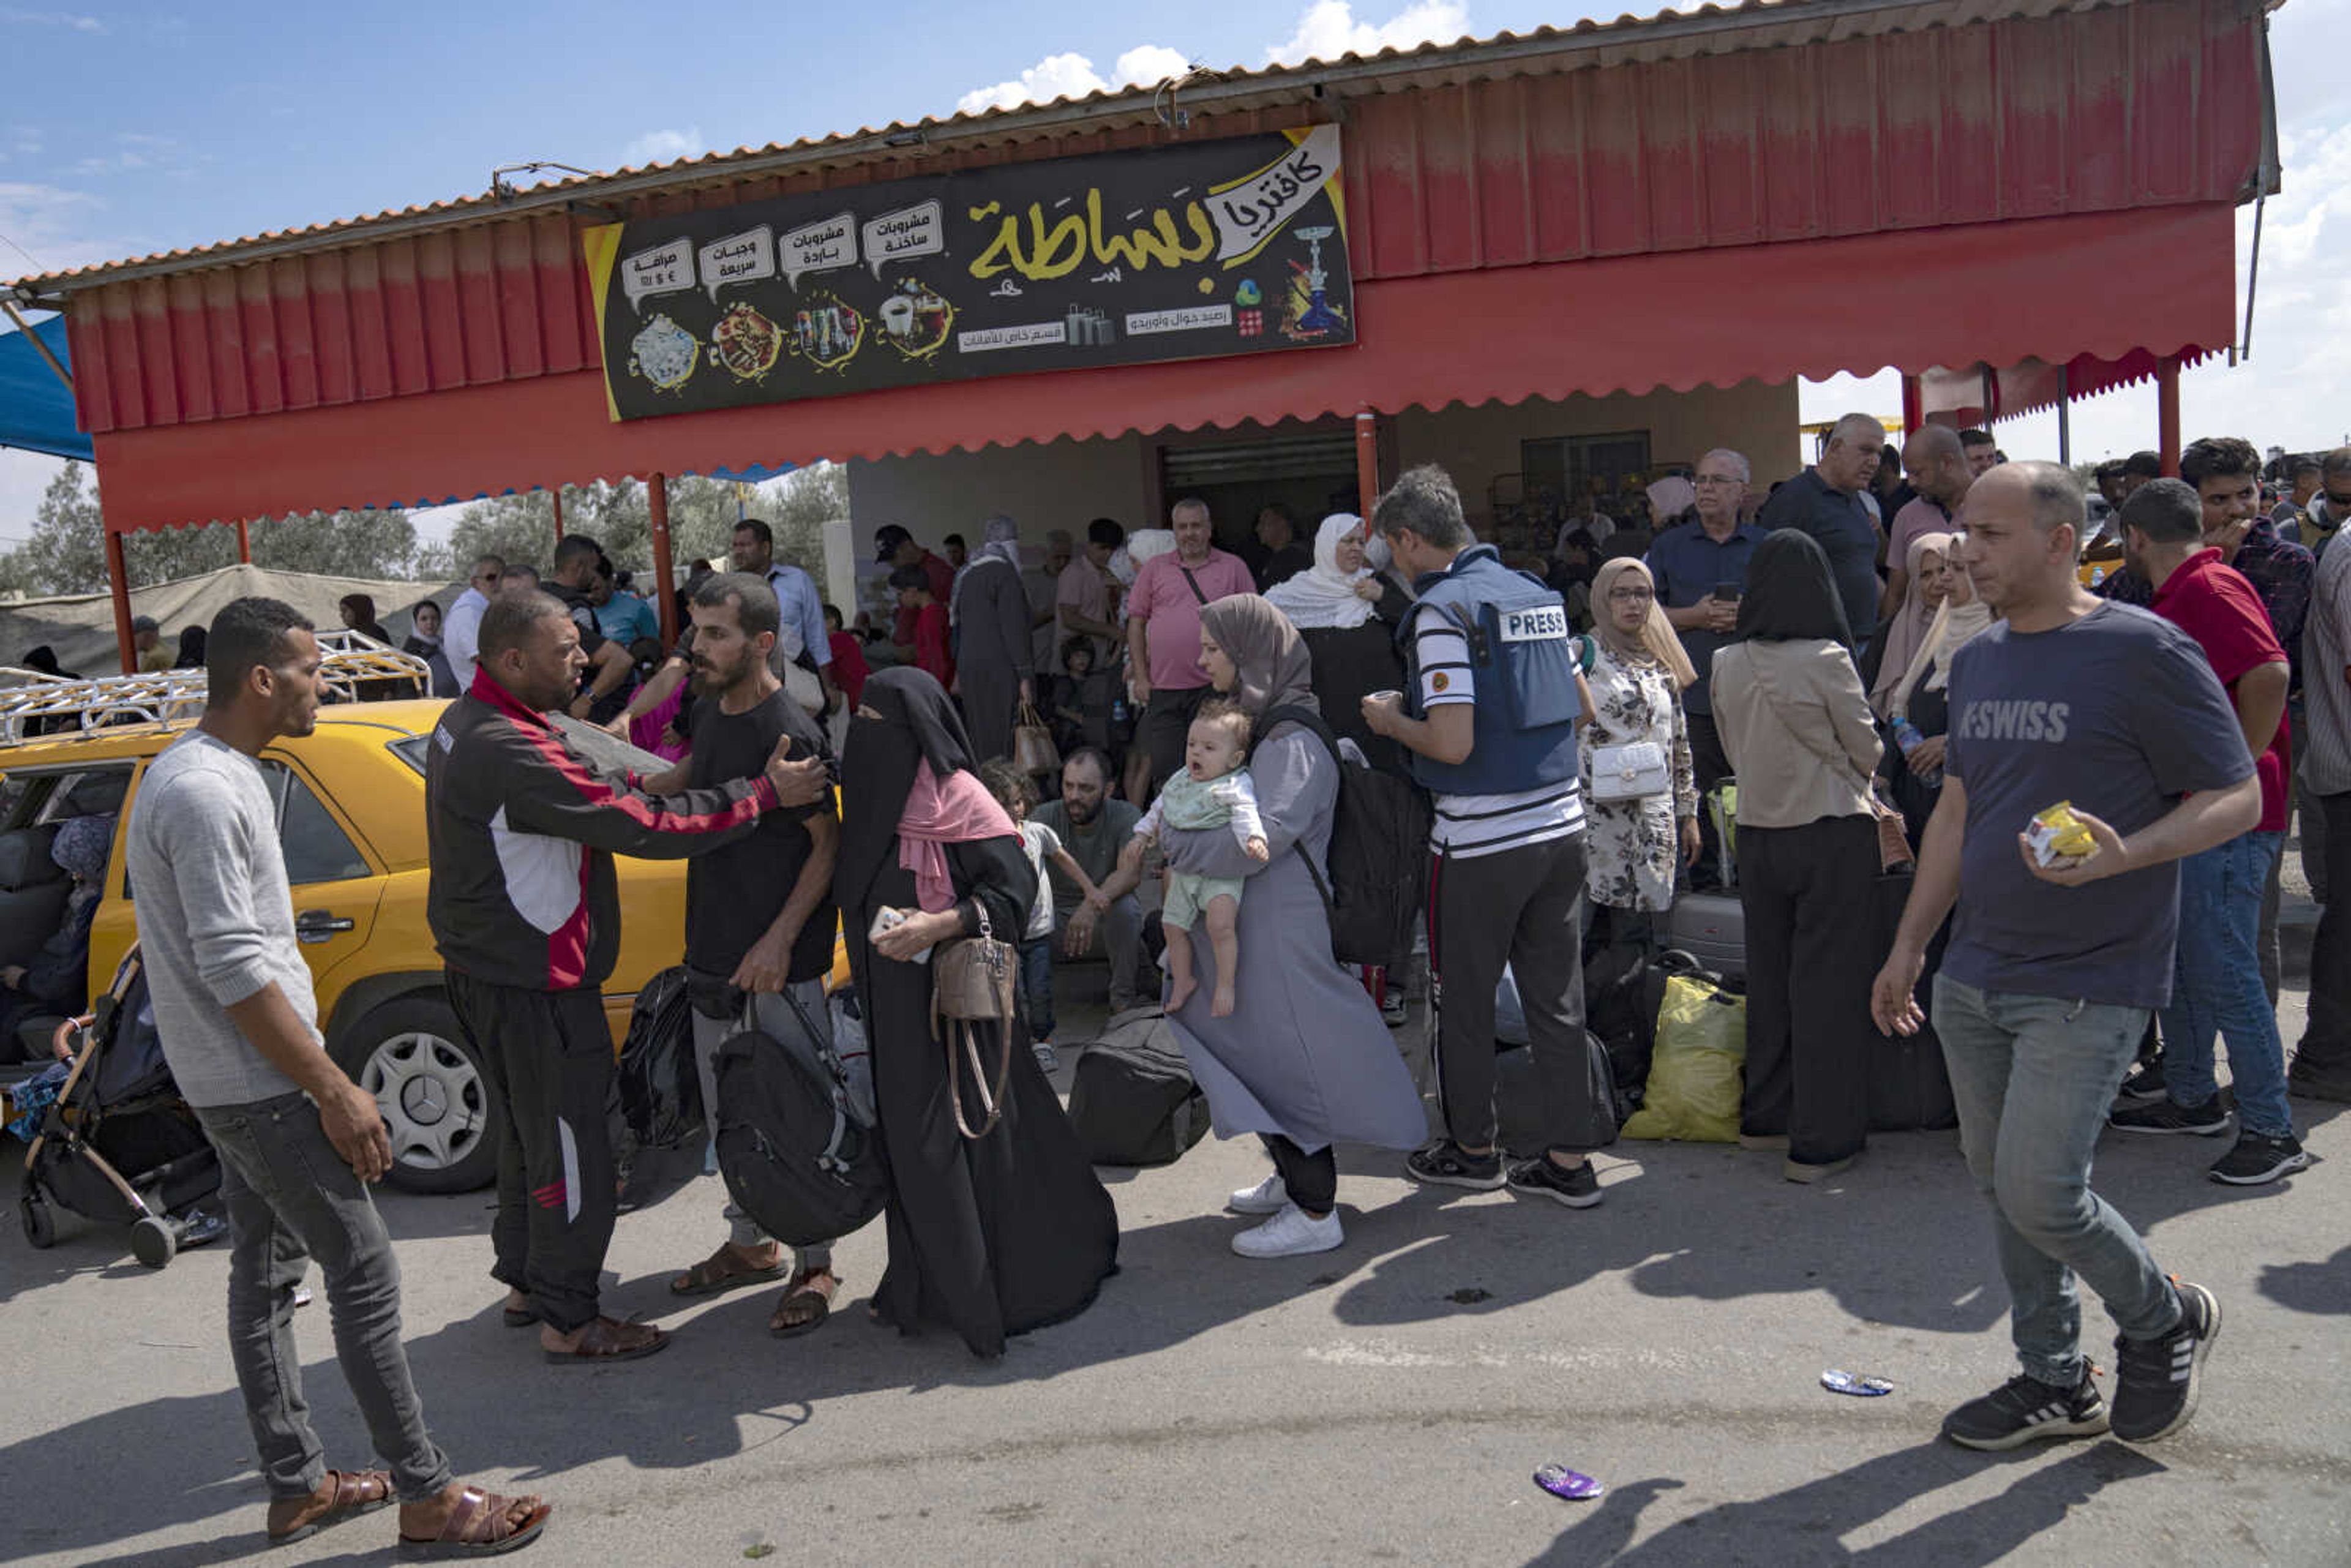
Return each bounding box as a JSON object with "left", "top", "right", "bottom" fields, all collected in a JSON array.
[{"left": 1870, "top": 463, "right": 2259, "bottom": 1455}]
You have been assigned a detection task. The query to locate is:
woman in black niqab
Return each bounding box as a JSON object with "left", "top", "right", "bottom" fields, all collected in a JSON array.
[
  {"left": 1735, "top": 528, "right": 1856, "bottom": 650},
  {"left": 834, "top": 667, "right": 1117, "bottom": 1359}
]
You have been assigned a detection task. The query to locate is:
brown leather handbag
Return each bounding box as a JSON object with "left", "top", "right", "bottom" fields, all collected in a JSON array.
[{"left": 930, "top": 902, "right": 1019, "bottom": 1139}]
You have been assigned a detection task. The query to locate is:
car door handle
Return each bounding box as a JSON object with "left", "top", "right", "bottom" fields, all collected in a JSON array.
[{"left": 295, "top": 911, "right": 356, "bottom": 944}]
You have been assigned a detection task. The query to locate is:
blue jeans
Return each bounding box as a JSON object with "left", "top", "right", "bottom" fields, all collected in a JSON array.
[
  {"left": 2161, "top": 830, "right": 2295, "bottom": 1137},
  {"left": 193, "top": 1092, "right": 455, "bottom": 1504},
  {"left": 1932, "top": 978, "right": 2183, "bottom": 1386},
  {"left": 1019, "top": 937, "right": 1055, "bottom": 1043}
]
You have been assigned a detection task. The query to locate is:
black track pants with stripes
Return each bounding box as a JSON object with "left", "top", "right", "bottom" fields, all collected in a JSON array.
[{"left": 446, "top": 970, "right": 618, "bottom": 1334}]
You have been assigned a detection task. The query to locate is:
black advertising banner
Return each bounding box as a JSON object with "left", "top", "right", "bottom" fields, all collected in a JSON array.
[{"left": 582, "top": 126, "right": 1352, "bottom": 421}]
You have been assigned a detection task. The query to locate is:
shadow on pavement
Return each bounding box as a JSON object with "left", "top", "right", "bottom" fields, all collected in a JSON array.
[
  {"left": 2260, "top": 1244, "right": 2350, "bottom": 1315},
  {"left": 1524, "top": 1438, "right": 2165, "bottom": 1567}
]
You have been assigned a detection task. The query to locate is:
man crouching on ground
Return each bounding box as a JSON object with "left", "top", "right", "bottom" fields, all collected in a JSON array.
[
  {"left": 426, "top": 590, "right": 829, "bottom": 1365},
  {"left": 127, "top": 596, "right": 549, "bottom": 1555}
]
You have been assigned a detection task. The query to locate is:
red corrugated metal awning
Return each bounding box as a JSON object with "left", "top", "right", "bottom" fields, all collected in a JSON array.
[
  {"left": 1918, "top": 347, "right": 2221, "bottom": 427},
  {"left": 88, "top": 201, "right": 2235, "bottom": 533}
]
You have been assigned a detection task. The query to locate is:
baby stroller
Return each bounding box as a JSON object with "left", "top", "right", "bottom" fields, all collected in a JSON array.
[{"left": 18, "top": 948, "right": 222, "bottom": 1267}]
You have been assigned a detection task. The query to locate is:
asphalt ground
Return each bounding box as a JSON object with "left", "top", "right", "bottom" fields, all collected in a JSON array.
[{"left": 3, "top": 896, "right": 2345, "bottom": 1567}]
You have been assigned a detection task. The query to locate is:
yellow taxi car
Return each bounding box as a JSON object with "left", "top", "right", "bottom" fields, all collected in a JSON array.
[{"left": 0, "top": 661, "right": 844, "bottom": 1196}]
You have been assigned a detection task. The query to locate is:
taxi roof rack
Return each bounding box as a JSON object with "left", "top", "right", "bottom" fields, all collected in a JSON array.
[{"left": 0, "top": 632, "right": 430, "bottom": 745}]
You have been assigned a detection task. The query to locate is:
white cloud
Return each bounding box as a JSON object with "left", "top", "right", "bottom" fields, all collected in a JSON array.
[
  {"left": 0, "top": 180, "right": 122, "bottom": 277},
  {"left": 0, "top": 9, "right": 103, "bottom": 31},
  {"left": 1263, "top": 0, "right": 1469, "bottom": 67},
  {"left": 954, "top": 44, "right": 1193, "bottom": 117},
  {"left": 620, "top": 127, "right": 706, "bottom": 168}
]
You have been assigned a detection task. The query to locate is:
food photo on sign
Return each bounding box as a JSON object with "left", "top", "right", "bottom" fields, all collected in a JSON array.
[{"left": 580, "top": 124, "right": 1355, "bottom": 421}]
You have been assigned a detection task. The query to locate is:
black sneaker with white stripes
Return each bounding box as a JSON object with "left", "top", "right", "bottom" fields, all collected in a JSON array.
[
  {"left": 1505, "top": 1156, "right": 1602, "bottom": 1208},
  {"left": 1941, "top": 1371, "right": 2109, "bottom": 1451},
  {"left": 2107, "top": 1095, "right": 2230, "bottom": 1136},
  {"left": 2110, "top": 1279, "right": 2221, "bottom": 1444},
  {"left": 1404, "top": 1140, "right": 1505, "bottom": 1191},
  {"left": 2208, "top": 1130, "right": 2312, "bottom": 1186}
]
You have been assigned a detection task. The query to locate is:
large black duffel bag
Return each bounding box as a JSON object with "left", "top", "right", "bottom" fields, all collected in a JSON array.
[
  {"left": 713, "top": 989, "right": 888, "bottom": 1247},
  {"left": 1067, "top": 1007, "right": 1210, "bottom": 1167}
]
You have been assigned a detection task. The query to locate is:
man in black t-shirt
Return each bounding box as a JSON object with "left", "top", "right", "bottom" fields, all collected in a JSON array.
[{"left": 640, "top": 572, "right": 849, "bottom": 1340}]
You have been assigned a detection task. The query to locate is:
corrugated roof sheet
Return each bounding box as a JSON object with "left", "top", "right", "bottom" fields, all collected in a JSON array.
[
  {"left": 51, "top": 0, "right": 2266, "bottom": 443},
  {"left": 9, "top": 0, "right": 2154, "bottom": 292}
]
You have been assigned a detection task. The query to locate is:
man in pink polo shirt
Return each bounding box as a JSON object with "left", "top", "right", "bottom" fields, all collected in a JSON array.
[{"left": 1125, "top": 497, "right": 1255, "bottom": 797}]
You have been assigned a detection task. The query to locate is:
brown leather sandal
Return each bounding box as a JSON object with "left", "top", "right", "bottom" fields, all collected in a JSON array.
[
  {"left": 669, "top": 1243, "right": 787, "bottom": 1298},
  {"left": 541, "top": 1316, "right": 669, "bottom": 1366},
  {"left": 266, "top": 1467, "right": 393, "bottom": 1545},
  {"left": 768, "top": 1267, "right": 839, "bottom": 1340},
  {"left": 397, "top": 1485, "right": 551, "bottom": 1559}
]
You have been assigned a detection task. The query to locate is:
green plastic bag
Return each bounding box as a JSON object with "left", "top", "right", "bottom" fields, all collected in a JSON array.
[{"left": 1621, "top": 971, "right": 1746, "bottom": 1142}]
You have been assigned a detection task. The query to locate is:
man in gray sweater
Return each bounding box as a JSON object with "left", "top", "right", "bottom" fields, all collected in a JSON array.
[
  {"left": 126, "top": 598, "right": 549, "bottom": 1558},
  {"left": 948, "top": 514, "right": 1036, "bottom": 762}
]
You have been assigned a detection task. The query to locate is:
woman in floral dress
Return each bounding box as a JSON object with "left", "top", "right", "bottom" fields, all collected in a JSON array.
[{"left": 1578, "top": 557, "right": 1701, "bottom": 951}]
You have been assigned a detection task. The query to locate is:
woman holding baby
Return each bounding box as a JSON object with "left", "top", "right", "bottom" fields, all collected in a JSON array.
[{"left": 1150, "top": 596, "right": 1427, "bottom": 1260}]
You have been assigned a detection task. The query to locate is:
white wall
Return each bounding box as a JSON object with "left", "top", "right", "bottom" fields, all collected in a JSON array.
[
  {"left": 844, "top": 435, "right": 1150, "bottom": 553},
  {"left": 842, "top": 380, "right": 1802, "bottom": 552},
  {"left": 1389, "top": 381, "right": 1801, "bottom": 531}
]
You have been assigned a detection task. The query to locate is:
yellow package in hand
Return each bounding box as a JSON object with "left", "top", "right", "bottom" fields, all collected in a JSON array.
[{"left": 1621, "top": 972, "right": 1747, "bottom": 1142}]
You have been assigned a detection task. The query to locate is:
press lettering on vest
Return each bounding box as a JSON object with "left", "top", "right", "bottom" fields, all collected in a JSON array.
[{"left": 1498, "top": 604, "right": 1569, "bottom": 642}]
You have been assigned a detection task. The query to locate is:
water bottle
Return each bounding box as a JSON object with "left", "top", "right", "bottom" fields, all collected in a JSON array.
[
  {"left": 1892, "top": 717, "right": 1940, "bottom": 784},
  {"left": 1111, "top": 690, "right": 1130, "bottom": 726}
]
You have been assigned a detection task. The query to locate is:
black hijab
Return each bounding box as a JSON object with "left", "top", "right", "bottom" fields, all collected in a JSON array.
[
  {"left": 833, "top": 666, "right": 980, "bottom": 915},
  {"left": 22, "top": 645, "right": 66, "bottom": 676},
  {"left": 174, "top": 626, "right": 208, "bottom": 669},
  {"left": 1734, "top": 528, "right": 1854, "bottom": 650}
]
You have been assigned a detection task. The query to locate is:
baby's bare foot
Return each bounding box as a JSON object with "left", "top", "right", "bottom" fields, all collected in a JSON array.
[
  {"left": 1167, "top": 972, "right": 1197, "bottom": 1013},
  {"left": 1211, "top": 984, "right": 1237, "bottom": 1018}
]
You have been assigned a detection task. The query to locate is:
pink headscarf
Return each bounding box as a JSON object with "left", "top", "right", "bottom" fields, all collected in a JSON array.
[{"left": 896, "top": 759, "right": 1017, "bottom": 913}]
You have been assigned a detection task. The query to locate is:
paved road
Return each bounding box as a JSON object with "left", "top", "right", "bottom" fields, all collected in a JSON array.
[{"left": 5, "top": 942, "right": 2345, "bottom": 1566}]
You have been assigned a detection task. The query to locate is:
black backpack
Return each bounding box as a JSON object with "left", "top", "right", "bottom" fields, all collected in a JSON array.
[
  {"left": 713, "top": 989, "right": 888, "bottom": 1247},
  {"left": 1253, "top": 705, "right": 1431, "bottom": 972},
  {"left": 1067, "top": 1007, "right": 1210, "bottom": 1167}
]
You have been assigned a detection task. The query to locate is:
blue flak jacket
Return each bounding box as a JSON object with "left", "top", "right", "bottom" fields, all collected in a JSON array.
[{"left": 1397, "top": 546, "right": 1582, "bottom": 795}]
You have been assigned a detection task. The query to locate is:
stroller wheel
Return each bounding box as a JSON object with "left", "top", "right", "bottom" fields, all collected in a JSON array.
[
  {"left": 130, "top": 1214, "right": 177, "bottom": 1269},
  {"left": 20, "top": 1196, "right": 54, "bottom": 1250}
]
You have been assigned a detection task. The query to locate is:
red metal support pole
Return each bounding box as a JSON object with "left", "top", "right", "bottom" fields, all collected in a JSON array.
[
  {"left": 1354, "top": 406, "right": 1381, "bottom": 521},
  {"left": 235, "top": 517, "right": 251, "bottom": 563},
  {"left": 2157, "top": 356, "right": 2183, "bottom": 477},
  {"left": 106, "top": 527, "right": 134, "bottom": 673},
  {"left": 1900, "top": 373, "right": 1924, "bottom": 437},
  {"left": 550, "top": 487, "right": 564, "bottom": 541},
  {"left": 648, "top": 473, "right": 677, "bottom": 647}
]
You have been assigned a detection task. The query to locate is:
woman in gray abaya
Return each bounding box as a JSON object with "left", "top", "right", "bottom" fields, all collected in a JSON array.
[{"left": 1155, "top": 595, "right": 1428, "bottom": 1258}]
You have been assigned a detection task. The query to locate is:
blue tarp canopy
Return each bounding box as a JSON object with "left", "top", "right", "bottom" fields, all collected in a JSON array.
[{"left": 0, "top": 315, "right": 89, "bottom": 462}]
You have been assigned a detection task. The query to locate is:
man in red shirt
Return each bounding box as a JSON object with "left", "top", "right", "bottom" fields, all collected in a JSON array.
[
  {"left": 2107, "top": 480, "right": 2310, "bottom": 1185},
  {"left": 1125, "top": 497, "right": 1256, "bottom": 795},
  {"left": 874, "top": 524, "right": 954, "bottom": 653},
  {"left": 889, "top": 565, "right": 954, "bottom": 691}
]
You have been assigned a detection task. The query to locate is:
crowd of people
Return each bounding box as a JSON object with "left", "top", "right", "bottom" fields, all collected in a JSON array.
[{"left": 97, "top": 420, "right": 2349, "bottom": 1553}]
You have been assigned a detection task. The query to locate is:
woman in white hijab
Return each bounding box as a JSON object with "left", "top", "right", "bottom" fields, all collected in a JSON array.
[
  {"left": 1265, "top": 515, "right": 1409, "bottom": 775},
  {"left": 1878, "top": 536, "right": 1994, "bottom": 840}
]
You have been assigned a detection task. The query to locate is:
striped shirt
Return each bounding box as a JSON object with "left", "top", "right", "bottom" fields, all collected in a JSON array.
[{"left": 1411, "top": 608, "right": 1584, "bottom": 859}]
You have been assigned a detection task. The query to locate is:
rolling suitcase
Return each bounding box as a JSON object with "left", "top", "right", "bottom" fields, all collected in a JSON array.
[{"left": 1664, "top": 892, "right": 1747, "bottom": 981}]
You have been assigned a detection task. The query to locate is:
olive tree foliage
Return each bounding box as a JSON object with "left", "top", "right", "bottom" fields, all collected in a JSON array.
[
  {"left": 0, "top": 461, "right": 425, "bottom": 597},
  {"left": 437, "top": 463, "right": 842, "bottom": 586}
]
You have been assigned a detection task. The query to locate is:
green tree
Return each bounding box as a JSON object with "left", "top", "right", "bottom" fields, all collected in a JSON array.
[{"left": 0, "top": 461, "right": 429, "bottom": 596}]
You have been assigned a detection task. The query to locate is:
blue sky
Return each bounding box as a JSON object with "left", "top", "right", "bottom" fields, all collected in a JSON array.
[{"left": 4, "top": 0, "right": 2349, "bottom": 550}]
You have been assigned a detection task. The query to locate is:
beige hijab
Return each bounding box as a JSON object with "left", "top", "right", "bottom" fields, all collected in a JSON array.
[
  {"left": 1591, "top": 557, "right": 1698, "bottom": 691},
  {"left": 1199, "top": 594, "right": 1320, "bottom": 721},
  {"left": 1889, "top": 549, "right": 1995, "bottom": 718},
  {"left": 1869, "top": 531, "right": 1952, "bottom": 717}
]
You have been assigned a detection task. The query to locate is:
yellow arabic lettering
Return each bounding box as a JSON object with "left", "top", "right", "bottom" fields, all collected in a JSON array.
[{"left": 968, "top": 190, "right": 1217, "bottom": 281}]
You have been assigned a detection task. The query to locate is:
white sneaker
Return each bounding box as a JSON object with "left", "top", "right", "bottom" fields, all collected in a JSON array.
[
  {"left": 1231, "top": 1202, "right": 1344, "bottom": 1258},
  {"left": 1228, "top": 1172, "right": 1289, "bottom": 1215}
]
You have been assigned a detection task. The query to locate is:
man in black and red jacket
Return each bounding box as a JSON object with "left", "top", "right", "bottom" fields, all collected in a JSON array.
[{"left": 426, "top": 591, "right": 828, "bottom": 1366}]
